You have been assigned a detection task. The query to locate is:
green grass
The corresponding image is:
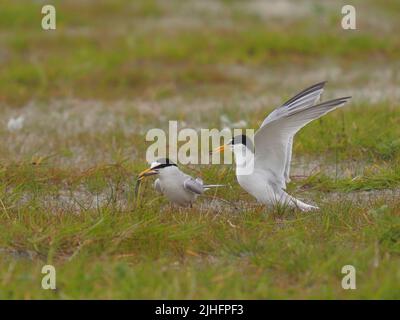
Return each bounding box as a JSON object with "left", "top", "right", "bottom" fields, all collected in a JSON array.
[
  {"left": 0, "top": 195, "right": 399, "bottom": 299},
  {"left": 0, "top": 0, "right": 399, "bottom": 299}
]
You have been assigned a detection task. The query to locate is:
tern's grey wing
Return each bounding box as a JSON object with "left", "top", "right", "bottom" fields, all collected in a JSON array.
[
  {"left": 260, "top": 82, "right": 326, "bottom": 128},
  {"left": 154, "top": 178, "right": 162, "bottom": 194},
  {"left": 183, "top": 177, "right": 204, "bottom": 195},
  {"left": 254, "top": 97, "right": 351, "bottom": 188},
  {"left": 259, "top": 82, "right": 326, "bottom": 184}
]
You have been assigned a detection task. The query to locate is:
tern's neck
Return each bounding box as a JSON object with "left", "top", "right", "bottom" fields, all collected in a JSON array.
[{"left": 232, "top": 145, "right": 255, "bottom": 176}]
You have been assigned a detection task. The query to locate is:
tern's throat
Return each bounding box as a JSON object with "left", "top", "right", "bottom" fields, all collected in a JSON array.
[{"left": 232, "top": 145, "right": 255, "bottom": 176}]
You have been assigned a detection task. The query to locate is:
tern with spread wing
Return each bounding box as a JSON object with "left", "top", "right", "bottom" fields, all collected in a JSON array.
[
  {"left": 215, "top": 82, "right": 351, "bottom": 211},
  {"left": 138, "top": 158, "right": 223, "bottom": 207}
]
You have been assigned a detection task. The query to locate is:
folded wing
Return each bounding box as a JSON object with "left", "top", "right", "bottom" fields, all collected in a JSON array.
[
  {"left": 154, "top": 179, "right": 163, "bottom": 193},
  {"left": 183, "top": 177, "right": 205, "bottom": 194}
]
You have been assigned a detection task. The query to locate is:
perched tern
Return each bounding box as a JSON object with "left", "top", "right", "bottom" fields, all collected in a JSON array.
[
  {"left": 215, "top": 82, "right": 351, "bottom": 211},
  {"left": 138, "top": 158, "right": 224, "bottom": 207}
]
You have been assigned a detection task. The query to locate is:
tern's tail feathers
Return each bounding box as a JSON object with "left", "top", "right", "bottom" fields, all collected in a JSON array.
[
  {"left": 277, "top": 191, "right": 319, "bottom": 212},
  {"left": 203, "top": 184, "right": 225, "bottom": 190},
  {"left": 292, "top": 198, "right": 319, "bottom": 212}
]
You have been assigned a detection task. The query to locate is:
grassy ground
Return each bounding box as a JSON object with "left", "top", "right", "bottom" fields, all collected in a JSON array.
[{"left": 0, "top": 0, "right": 399, "bottom": 299}]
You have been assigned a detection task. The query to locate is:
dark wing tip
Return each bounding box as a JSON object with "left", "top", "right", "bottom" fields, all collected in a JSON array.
[
  {"left": 314, "top": 96, "right": 352, "bottom": 108},
  {"left": 336, "top": 96, "right": 352, "bottom": 104},
  {"left": 282, "top": 81, "right": 327, "bottom": 107},
  {"left": 316, "top": 80, "right": 328, "bottom": 87}
]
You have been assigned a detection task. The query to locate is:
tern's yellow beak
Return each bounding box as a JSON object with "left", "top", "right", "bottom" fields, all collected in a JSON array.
[
  {"left": 213, "top": 145, "right": 226, "bottom": 154},
  {"left": 137, "top": 167, "right": 158, "bottom": 181}
]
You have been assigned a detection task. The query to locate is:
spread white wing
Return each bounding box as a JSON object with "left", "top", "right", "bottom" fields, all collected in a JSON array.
[
  {"left": 260, "top": 82, "right": 326, "bottom": 183},
  {"left": 260, "top": 82, "right": 326, "bottom": 127},
  {"left": 254, "top": 95, "right": 351, "bottom": 190}
]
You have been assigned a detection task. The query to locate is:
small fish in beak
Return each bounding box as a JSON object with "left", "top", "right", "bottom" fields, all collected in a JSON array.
[
  {"left": 137, "top": 167, "right": 158, "bottom": 181},
  {"left": 135, "top": 166, "right": 159, "bottom": 200}
]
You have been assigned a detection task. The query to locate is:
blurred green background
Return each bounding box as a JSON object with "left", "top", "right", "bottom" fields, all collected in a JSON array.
[{"left": 1, "top": 0, "right": 399, "bottom": 105}]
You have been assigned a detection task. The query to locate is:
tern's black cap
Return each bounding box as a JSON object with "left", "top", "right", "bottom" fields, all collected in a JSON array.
[
  {"left": 151, "top": 158, "right": 178, "bottom": 169},
  {"left": 230, "top": 134, "right": 254, "bottom": 151}
]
